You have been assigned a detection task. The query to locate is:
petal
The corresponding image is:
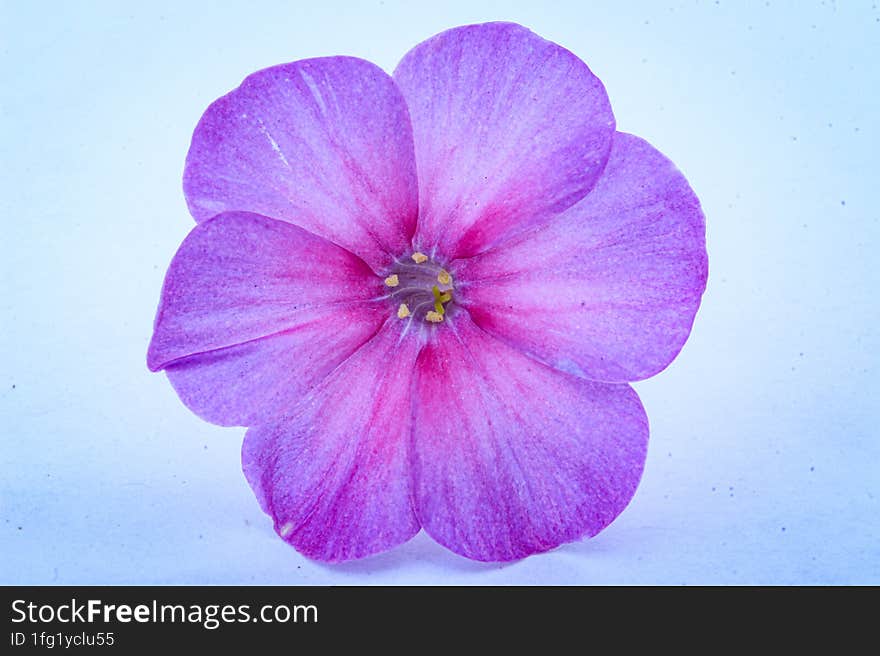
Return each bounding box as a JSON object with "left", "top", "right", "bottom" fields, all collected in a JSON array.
[
  {"left": 412, "top": 314, "right": 647, "bottom": 562},
  {"left": 184, "top": 57, "right": 418, "bottom": 271},
  {"left": 242, "top": 320, "right": 421, "bottom": 562},
  {"left": 147, "top": 211, "right": 387, "bottom": 426},
  {"left": 456, "top": 132, "right": 708, "bottom": 383},
  {"left": 393, "top": 22, "right": 615, "bottom": 259}
]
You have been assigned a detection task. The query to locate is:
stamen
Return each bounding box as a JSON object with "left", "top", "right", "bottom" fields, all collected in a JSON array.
[{"left": 382, "top": 255, "right": 453, "bottom": 326}]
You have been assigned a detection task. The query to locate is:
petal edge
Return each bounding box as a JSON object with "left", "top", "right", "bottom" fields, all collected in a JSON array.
[
  {"left": 412, "top": 314, "right": 648, "bottom": 562},
  {"left": 456, "top": 131, "right": 708, "bottom": 383},
  {"left": 242, "top": 320, "right": 422, "bottom": 562},
  {"left": 394, "top": 22, "right": 615, "bottom": 259},
  {"left": 147, "top": 211, "right": 387, "bottom": 426},
  {"left": 184, "top": 56, "right": 419, "bottom": 271}
]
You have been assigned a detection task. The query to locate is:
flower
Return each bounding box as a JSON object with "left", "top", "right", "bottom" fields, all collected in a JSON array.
[{"left": 147, "top": 22, "right": 707, "bottom": 563}]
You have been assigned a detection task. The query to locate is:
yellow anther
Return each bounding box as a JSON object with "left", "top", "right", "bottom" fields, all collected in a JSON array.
[
  {"left": 437, "top": 269, "right": 452, "bottom": 286},
  {"left": 426, "top": 310, "right": 444, "bottom": 323},
  {"left": 384, "top": 274, "right": 400, "bottom": 287},
  {"left": 411, "top": 252, "right": 428, "bottom": 263},
  {"left": 397, "top": 303, "right": 411, "bottom": 319}
]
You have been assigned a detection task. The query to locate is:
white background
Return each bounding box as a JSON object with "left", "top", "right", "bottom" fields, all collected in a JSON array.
[{"left": 2, "top": 0, "right": 878, "bottom": 584}]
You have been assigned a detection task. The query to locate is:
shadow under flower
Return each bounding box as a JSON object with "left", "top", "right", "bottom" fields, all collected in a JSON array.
[
  {"left": 314, "top": 529, "right": 647, "bottom": 576},
  {"left": 316, "top": 531, "right": 516, "bottom": 575}
]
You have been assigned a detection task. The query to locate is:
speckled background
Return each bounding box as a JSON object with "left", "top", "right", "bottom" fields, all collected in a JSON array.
[{"left": 2, "top": 0, "right": 877, "bottom": 584}]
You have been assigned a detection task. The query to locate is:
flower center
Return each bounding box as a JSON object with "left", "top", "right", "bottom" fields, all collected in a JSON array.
[{"left": 383, "top": 252, "right": 454, "bottom": 324}]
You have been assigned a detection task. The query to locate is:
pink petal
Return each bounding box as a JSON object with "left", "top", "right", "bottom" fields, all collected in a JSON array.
[
  {"left": 184, "top": 57, "right": 418, "bottom": 271},
  {"left": 242, "top": 320, "right": 421, "bottom": 562},
  {"left": 456, "top": 132, "right": 708, "bottom": 383},
  {"left": 393, "top": 22, "right": 614, "bottom": 259},
  {"left": 147, "top": 211, "right": 386, "bottom": 426},
  {"left": 412, "top": 314, "right": 648, "bottom": 562}
]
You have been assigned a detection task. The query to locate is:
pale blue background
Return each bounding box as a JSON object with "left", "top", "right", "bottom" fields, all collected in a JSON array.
[{"left": 2, "top": 0, "right": 877, "bottom": 584}]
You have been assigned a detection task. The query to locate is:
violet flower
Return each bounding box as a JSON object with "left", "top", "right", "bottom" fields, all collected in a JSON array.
[{"left": 148, "top": 23, "right": 707, "bottom": 562}]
